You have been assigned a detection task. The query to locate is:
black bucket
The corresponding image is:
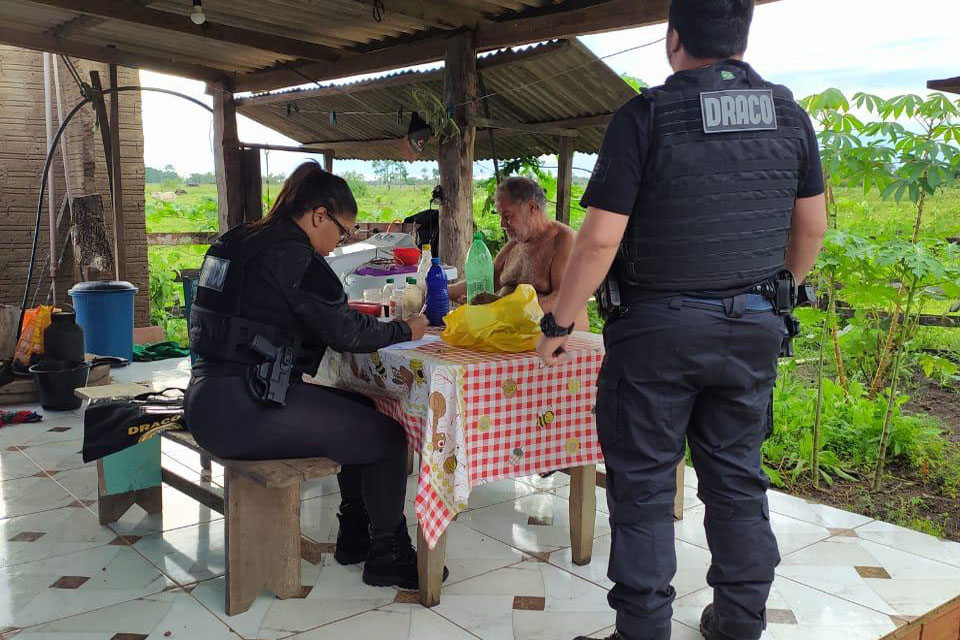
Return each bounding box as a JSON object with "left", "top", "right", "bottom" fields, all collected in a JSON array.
[{"left": 29, "top": 361, "right": 91, "bottom": 411}]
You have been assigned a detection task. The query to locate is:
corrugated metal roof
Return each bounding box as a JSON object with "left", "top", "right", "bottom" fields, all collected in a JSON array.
[
  {"left": 0, "top": 0, "right": 576, "bottom": 78},
  {"left": 236, "top": 39, "right": 635, "bottom": 160}
]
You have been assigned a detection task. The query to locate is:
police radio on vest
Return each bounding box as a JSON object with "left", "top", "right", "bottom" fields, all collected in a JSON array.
[{"left": 700, "top": 89, "right": 778, "bottom": 134}]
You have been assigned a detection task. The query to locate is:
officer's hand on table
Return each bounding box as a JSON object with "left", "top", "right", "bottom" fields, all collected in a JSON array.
[
  {"left": 536, "top": 334, "right": 571, "bottom": 367},
  {"left": 404, "top": 315, "right": 428, "bottom": 341}
]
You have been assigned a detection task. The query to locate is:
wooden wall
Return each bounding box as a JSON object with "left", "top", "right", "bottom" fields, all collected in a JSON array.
[{"left": 0, "top": 46, "right": 149, "bottom": 325}]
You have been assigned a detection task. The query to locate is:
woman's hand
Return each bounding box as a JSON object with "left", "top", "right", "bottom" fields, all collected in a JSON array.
[{"left": 405, "top": 315, "right": 428, "bottom": 341}]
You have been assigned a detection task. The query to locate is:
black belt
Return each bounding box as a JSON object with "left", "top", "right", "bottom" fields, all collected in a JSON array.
[{"left": 191, "top": 360, "right": 308, "bottom": 380}]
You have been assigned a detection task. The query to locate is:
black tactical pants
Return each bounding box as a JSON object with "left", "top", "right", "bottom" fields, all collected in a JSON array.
[
  {"left": 184, "top": 374, "right": 408, "bottom": 536},
  {"left": 597, "top": 295, "right": 783, "bottom": 640}
]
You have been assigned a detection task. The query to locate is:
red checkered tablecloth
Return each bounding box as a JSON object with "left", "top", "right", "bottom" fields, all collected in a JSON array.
[{"left": 307, "top": 333, "right": 605, "bottom": 548}]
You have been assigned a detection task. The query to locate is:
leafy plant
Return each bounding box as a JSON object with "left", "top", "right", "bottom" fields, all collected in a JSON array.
[
  {"left": 410, "top": 89, "right": 460, "bottom": 145},
  {"left": 801, "top": 90, "right": 960, "bottom": 487}
]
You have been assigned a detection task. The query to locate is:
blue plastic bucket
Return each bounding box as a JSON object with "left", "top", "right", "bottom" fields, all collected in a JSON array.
[{"left": 68, "top": 280, "right": 138, "bottom": 360}]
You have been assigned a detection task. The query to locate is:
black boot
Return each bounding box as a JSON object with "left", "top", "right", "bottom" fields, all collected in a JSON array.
[
  {"left": 362, "top": 519, "right": 449, "bottom": 590},
  {"left": 572, "top": 632, "right": 629, "bottom": 640},
  {"left": 334, "top": 502, "right": 371, "bottom": 566},
  {"left": 700, "top": 604, "right": 739, "bottom": 640}
]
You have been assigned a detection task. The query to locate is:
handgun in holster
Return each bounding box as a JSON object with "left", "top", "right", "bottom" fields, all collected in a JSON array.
[
  {"left": 596, "top": 276, "right": 626, "bottom": 322},
  {"left": 771, "top": 270, "right": 816, "bottom": 358},
  {"left": 246, "top": 334, "right": 297, "bottom": 407}
]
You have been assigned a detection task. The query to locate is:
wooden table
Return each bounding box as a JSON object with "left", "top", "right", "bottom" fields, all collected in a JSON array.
[{"left": 311, "top": 332, "right": 628, "bottom": 606}]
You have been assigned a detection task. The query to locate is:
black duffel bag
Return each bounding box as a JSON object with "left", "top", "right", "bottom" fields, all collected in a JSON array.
[{"left": 82, "top": 388, "right": 187, "bottom": 463}]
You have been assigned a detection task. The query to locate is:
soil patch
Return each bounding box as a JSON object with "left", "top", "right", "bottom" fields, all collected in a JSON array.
[{"left": 786, "top": 376, "right": 960, "bottom": 542}]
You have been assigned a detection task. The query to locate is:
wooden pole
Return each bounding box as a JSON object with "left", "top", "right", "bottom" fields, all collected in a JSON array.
[
  {"left": 241, "top": 148, "right": 263, "bottom": 223},
  {"left": 52, "top": 55, "right": 77, "bottom": 283},
  {"left": 438, "top": 31, "right": 477, "bottom": 272},
  {"left": 556, "top": 136, "right": 575, "bottom": 225},
  {"left": 324, "top": 152, "right": 334, "bottom": 174},
  {"left": 109, "top": 64, "right": 126, "bottom": 280},
  {"left": 52, "top": 56, "right": 74, "bottom": 223},
  {"left": 209, "top": 81, "right": 244, "bottom": 232},
  {"left": 42, "top": 53, "right": 58, "bottom": 302}
]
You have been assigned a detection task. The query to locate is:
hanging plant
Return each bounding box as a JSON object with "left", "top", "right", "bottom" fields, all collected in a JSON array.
[{"left": 410, "top": 89, "right": 460, "bottom": 145}]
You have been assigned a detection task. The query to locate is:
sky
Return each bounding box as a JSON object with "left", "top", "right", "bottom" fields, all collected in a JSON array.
[{"left": 139, "top": 0, "right": 960, "bottom": 180}]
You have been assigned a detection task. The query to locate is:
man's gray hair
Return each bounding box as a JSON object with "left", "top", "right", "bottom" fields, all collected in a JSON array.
[{"left": 496, "top": 176, "right": 547, "bottom": 213}]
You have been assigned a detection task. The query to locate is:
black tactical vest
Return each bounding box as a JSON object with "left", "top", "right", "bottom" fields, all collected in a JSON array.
[
  {"left": 190, "top": 224, "right": 323, "bottom": 373},
  {"left": 617, "top": 61, "right": 809, "bottom": 299}
]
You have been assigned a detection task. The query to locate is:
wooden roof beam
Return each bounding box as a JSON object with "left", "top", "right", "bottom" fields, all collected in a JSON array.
[
  {"left": 928, "top": 76, "right": 960, "bottom": 95},
  {"left": 0, "top": 25, "right": 227, "bottom": 82},
  {"left": 469, "top": 116, "right": 578, "bottom": 137},
  {"left": 25, "top": 0, "right": 341, "bottom": 62},
  {"left": 298, "top": 114, "right": 614, "bottom": 151}
]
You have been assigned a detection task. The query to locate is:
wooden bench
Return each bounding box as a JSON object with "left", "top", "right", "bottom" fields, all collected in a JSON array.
[{"left": 77, "top": 384, "right": 340, "bottom": 616}]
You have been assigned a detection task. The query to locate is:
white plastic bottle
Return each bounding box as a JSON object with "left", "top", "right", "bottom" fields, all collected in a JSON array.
[
  {"left": 403, "top": 276, "right": 423, "bottom": 320},
  {"left": 392, "top": 280, "right": 408, "bottom": 320},
  {"left": 381, "top": 278, "right": 396, "bottom": 318},
  {"left": 416, "top": 244, "right": 433, "bottom": 293}
]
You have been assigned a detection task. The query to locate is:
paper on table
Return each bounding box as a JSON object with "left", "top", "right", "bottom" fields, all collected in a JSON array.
[{"left": 381, "top": 334, "right": 442, "bottom": 351}]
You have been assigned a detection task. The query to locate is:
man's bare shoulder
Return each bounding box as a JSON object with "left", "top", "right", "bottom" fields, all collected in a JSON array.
[
  {"left": 495, "top": 239, "right": 518, "bottom": 262},
  {"left": 549, "top": 221, "right": 576, "bottom": 250}
]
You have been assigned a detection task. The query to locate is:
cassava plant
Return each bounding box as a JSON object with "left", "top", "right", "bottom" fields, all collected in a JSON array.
[{"left": 803, "top": 89, "right": 960, "bottom": 489}]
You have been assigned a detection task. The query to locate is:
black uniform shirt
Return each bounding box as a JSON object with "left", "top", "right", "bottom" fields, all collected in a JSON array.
[{"left": 581, "top": 63, "right": 825, "bottom": 216}]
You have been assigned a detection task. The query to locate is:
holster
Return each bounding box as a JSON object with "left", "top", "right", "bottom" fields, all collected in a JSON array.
[
  {"left": 596, "top": 275, "right": 626, "bottom": 322},
  {"left": 245, "top": 334, "right": 298, "bottom": 407}
]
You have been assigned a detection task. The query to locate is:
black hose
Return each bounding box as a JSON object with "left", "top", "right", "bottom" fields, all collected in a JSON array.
[{"left": 18, "top": 85, "right": 214, "bottom": 340}]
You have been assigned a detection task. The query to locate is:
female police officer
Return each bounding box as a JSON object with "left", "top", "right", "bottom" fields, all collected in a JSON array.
[{"left": 184, "top": 161, "right": 438, "bottom": 590}]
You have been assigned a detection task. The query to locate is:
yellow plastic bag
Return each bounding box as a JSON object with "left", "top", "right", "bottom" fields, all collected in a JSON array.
[
  {"left": 441, "top": 284, "right": 544, "bottom": 353},
  {"left": 15, "top": 305, "right": 55, "bottom": 365}
]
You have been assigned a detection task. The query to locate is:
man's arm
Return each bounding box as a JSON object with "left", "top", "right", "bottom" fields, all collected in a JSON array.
[
  {"left": 784, "top": 194, "right": 828, "bottom": 283},
  {"left": 550, "top": 209, "right": 629, "bottom": 329},
  {"left": 537, "top": 230, "right": 575, "bottom": 313}
]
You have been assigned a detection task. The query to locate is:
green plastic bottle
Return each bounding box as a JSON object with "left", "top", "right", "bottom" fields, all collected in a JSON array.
[{"left": 465, "top": 232, "right": 495, "bottom": 302}]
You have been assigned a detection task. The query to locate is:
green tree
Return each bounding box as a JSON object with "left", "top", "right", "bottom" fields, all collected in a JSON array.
[{"left": 372, "top": 160, "right": 408, "bottom": 189}]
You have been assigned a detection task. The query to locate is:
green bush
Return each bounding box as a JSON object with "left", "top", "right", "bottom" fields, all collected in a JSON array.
[{"left": 764, "top": 361, "right": 947, "bottom": 488}]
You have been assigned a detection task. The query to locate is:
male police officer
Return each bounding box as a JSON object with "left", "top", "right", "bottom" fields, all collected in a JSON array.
[{"left": 536, "top": 2, "right": 827, "bottom": 640}]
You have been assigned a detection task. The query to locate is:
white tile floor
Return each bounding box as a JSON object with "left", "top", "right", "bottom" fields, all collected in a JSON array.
[{"left": 0, "top": 359, "right": 958, "bottom": 639}]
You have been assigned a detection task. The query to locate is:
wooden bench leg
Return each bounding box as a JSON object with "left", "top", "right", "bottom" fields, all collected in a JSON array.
[
  {"left": 97, "top": 439, "right": 163, "bottom": 525},
  {"left": 224, "top": 469, "right": 301, "bottom": 616},
  {"left": 200, "top": 454, "right": 213, "bottom": 480},
  {"left": 569, "top": 464, "right": 597, "bottom": 566},
  {"left": 674, "top": 463, "right": 685, "bottom": 521},
  {"left": 406, "top": 444, "right": 416, "bottom": 476},
  {"left": 417, "top": 524, "right": 447, "bottom": 608}
]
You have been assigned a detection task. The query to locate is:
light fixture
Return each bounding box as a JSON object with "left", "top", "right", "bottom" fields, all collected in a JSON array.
[{"left": 190, "top": 0, "right": 206, "bottom": 25}]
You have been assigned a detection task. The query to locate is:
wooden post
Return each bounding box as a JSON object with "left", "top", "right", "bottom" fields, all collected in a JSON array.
[
  {"left": 241, "top": 148, "right": 263, "bottom": 223},
  {"left": 438, "top": 31, "right": 477, "bottom": 272},
  {"left": 209, "top": 81, "right": 244, "bottom": 232},
  {"left": 324, "top": 152, "right": 334, "bottom": 173},
  {"left": 42, "top": 53, "right": 58, "bottom": 302},
  {"left": 556, "top": 136, "right": 575, "bottom": 225},
  {"left": 109, "top": 64, "right": 126, "bottom": 280},
  {"left": 569, "top": 464, "right": 597, "bottom": 565},
  {"left": 53, "top": 55, "right": 77, "bottom": 284},
  {"left": 417, "top": 524, "right": 447, "bottom": 607}
]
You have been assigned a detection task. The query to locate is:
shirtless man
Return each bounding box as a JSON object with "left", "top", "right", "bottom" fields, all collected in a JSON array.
[{"left": 450, "top": 176, "right": 589, "bottom": 330}]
